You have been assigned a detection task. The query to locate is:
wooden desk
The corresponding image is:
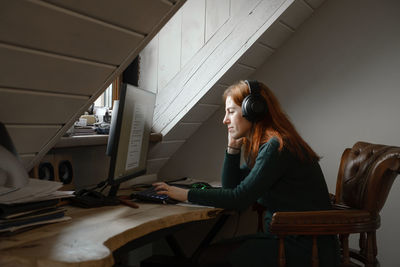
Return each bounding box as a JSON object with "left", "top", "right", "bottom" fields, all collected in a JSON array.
[{"left": 0, "top": 202, "right": 222, "bottom": 267}]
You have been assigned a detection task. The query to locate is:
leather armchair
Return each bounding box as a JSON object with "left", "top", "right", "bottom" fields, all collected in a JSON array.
[{"left": 270, "top": 142, "right": 400, "bottom": 267}]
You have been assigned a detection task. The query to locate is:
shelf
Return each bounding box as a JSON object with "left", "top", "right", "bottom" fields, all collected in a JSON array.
[
  {"left": 55, "top": 135, "right": 109, "bottom": 148},
  {"left": 54, "top": 133, "right": 163, "bottom": 148}
]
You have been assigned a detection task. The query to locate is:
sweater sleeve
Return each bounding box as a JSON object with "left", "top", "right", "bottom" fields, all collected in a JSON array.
[
  {"left": 221, "top": 151, "right": 243, "bottom": 188},
  {"left": 188, "top": 138, "right": 285, "bottom": 211}
]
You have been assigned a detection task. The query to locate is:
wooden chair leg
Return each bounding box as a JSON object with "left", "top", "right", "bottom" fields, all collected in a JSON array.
[
  {"left": 359, "top": 232, "right": 366, "bottom": 256},
  {"left": 278, "top": 236, "right": 286, "bottom": 267},
  {"left": 341, "top": 234, "right": 350, "bottom": 265},
  {"left": 366, "top": 232, "right": 375, "bottom": 267},
  {"left": 372, "top": 231, "right": 377, "bottom": 260},
  {"left": 312, "top": 236, "right": 319, "bottom": 267}
]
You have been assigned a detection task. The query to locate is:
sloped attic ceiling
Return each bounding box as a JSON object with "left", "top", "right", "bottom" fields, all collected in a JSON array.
[
  {"left": 143, "top": 0, "right": 327, "bottom": 174},
  {"left": 0, "top": 0, "right": 186, "bottom": 171}
]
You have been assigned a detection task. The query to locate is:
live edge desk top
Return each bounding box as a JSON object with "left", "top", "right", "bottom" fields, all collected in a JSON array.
[{"left": 0, "top": 200, "right": 223, "bottom": 267}]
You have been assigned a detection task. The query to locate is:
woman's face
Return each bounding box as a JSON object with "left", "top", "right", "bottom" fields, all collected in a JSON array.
[{"left": 223, "top": 96, "right": 252, "bottom": 139}]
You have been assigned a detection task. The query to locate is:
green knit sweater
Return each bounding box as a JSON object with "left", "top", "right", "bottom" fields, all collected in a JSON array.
[
  {"left": 188, "top": 137, "right": 339, "bottom": 266},
  {"left": 188, "top": 137, "right": 333, "bottom": 232}
]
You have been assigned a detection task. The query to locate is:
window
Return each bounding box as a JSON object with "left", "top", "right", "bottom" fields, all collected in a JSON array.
[
  {"left": 93, "top": 76, "right": 121, "bottom": 109},
  {"left": 94, "top": 84, "right": 113, "bottom": 108}
]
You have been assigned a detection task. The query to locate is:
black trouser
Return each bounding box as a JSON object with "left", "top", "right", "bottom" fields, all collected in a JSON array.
[{"left": 195, "top": 233, "right": 339, "bottom": 267}]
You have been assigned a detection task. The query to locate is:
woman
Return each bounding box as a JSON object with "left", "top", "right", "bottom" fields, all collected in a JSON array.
[{"left": 154, "top": 80, "right": 339, "bottom": 266}]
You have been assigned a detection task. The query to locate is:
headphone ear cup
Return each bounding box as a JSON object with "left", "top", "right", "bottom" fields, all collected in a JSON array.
[
  {"left": 242, "top": 94, "right": 268, "bottom": 122},
  {"left": 242, "top": 95, "right": 251, "bottom": 120}
]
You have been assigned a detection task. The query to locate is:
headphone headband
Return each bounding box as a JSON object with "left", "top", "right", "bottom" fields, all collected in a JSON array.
[{"left": 245, "top": 80, "right": 260, "bottom": 95}]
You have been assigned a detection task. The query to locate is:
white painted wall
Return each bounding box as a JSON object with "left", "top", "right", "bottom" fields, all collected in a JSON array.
[
  {"left": 160, "top": 0, "right": 400, "bottom": 266},
  {"left": 159, "top": 106, "right": 227, "bottom": 181}
]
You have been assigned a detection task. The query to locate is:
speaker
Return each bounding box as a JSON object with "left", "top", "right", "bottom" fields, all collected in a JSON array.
[
  {"left": 242, "top": 80, "right": 268, "bottom": 122},
  {"left": 30, "top": 154, "right": 55, "bottom": 181},
  {"left": 55, "top": 154, "right": 74, "bottom": 190},
  {"left": 30, "top": 153, "right": 75, "bottom": 190}
]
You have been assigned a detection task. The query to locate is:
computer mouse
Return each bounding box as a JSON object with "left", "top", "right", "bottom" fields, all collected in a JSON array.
[{"left": 190, "top": 182, "right": 212, "bottom": 189}]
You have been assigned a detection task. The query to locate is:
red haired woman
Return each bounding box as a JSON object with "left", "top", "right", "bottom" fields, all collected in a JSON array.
[{"left": 154, "top": 80, "right": 339, "bottom": 266}]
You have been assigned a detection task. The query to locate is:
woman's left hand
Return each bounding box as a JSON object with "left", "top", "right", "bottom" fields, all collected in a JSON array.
[{"left": 152, "top": 182, "right": 189, "bottom": 202}]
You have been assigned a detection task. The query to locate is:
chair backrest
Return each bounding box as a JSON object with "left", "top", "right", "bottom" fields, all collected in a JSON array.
[{"left": 335, "top": 141, "right": 400, "bottom": 216}]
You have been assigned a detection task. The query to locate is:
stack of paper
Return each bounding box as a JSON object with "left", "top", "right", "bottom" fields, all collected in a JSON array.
[
  {"left": 0, "top": 178, "right": 73, "bottom": 204},
  {"left": 0, "top": 199, "right": 69, "bottom": 235},
  {"left": 0, "top": 179, "right": 73, "bottom": 235},
  {"left": 0, "top": 128, "right": 74, "bottom": 234}
]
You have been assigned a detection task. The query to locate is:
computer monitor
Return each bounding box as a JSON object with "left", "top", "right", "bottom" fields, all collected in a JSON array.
[{"left": 106, "top": 83, "right": 156, "bottom": 197}]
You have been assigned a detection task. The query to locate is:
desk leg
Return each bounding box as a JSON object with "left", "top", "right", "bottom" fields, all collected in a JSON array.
[
  {"left": 113, "top": 221, "right": 207, "bottom": 265},
  {"left": 166, "top": 234, "right": 186, "bottom": 258},
  {"left": 191, "top": 213, "right": 231, "bottom": 260}
]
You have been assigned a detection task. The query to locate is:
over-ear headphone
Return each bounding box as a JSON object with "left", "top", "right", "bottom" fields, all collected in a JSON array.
[{"left": 242, "top": 80, "right": 268, "bottom": 122}]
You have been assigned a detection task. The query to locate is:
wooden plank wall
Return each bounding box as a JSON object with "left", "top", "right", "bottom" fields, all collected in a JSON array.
[{"left": 0, "top": 0, "right": 186, "bottom": 170}]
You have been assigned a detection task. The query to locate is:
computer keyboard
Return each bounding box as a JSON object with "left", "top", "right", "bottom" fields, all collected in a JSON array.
[
  {"left": 130, "top": 182, "right": 215, "bottom": 204},
  {"left": 130, "top": 186, "right": 178, "bottom": 204}
]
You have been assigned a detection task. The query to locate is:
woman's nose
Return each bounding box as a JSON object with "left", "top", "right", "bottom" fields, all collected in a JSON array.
[{"left": 223, "top": 115, "right": 228, "bottom": 125}]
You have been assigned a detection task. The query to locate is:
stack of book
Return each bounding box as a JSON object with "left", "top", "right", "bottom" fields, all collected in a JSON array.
[
  {"left": 73, "top": 126, "right": 96, "bottom": 135},
  {"left": 0, "top": 199, "right": 69, "bottom": 236},
  {"left": 0, "top": 179, "right": 73, "bottom": 236}
]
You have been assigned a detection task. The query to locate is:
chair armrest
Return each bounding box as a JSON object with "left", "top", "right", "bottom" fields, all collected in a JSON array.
[{"left": 270, "top": 210, "right": 379, "bottom": 235}]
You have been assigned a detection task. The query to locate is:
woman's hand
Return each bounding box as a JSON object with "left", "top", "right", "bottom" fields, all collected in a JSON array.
[
  {"left": 228, "top": 132, "right": 244, "bottom": 148},
  {"left": 228, "top": 133, "right": 244, "bottom": 150},
  {"left": 152, "top": 182, "right": 189, "bottom": 202}
]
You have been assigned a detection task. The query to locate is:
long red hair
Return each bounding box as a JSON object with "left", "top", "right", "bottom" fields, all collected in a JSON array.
[{"left": 223, "top": 80, "right": 320, "bottom": 167}]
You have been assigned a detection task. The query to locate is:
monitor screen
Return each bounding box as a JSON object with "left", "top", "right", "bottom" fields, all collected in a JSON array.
[{"left": 106, "top": 83, "right": 156, "bottom": 196}]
